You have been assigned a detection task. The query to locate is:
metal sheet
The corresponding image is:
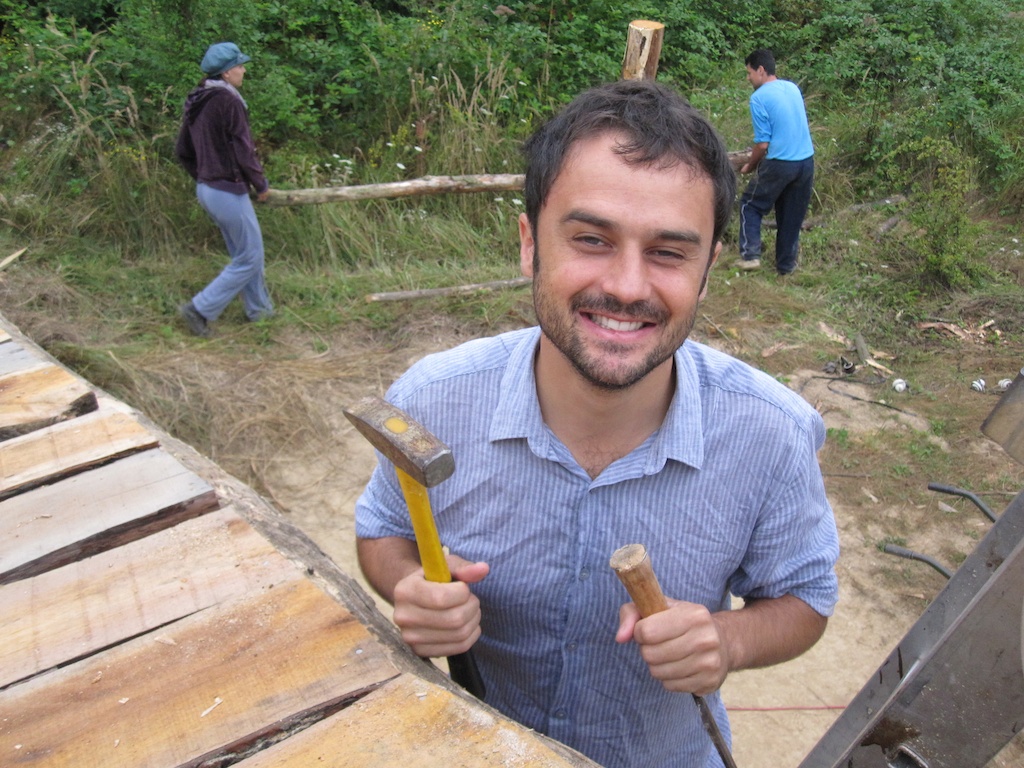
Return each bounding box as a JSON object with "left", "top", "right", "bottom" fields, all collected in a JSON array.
[{"left": 799, "top": 490, "right": 1024, "bottom": 768}]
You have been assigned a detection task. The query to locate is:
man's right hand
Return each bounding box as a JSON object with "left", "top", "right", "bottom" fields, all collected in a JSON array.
[{"left": 391, "top": 555, "right": 490, "bottom": 658}]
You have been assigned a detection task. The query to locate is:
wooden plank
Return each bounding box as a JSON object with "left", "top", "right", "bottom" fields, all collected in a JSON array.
[
  {"left": 0, "top": 447, "right": 219, "bottom": 584},
  {"left": 237, "top": 673, "right": 593, "bottom": 768},
  {"left": 0, "top": 578, "right": 400, "bottom": 767},
  {"left": 0, "top": 408, "right": 157, "bottom": 500},
  {"left": 0, "top": 506, "right": 291, "bottom": 687},
  {"left": 0, "top": 363, "right": 98, "bottom": 441},
  {"left": 0, "top": 341, "right": 46, "bottom": 377}
]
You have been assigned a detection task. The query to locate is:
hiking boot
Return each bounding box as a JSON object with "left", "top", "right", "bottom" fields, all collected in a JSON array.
[
  {"left": 735, "top": 258, "right": 761, "bottom": 271},
  {"left": 179, "top": 301, "right": 210, "bottom": 338}
]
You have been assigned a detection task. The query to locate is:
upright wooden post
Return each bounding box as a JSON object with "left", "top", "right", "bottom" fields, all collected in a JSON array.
[{"left": 621, "top": 20, "right": 664, "bottom": 80}]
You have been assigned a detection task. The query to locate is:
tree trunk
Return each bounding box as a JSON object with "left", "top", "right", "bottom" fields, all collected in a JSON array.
[
  {"left": 621, "top": 20, "right": 664, "bottom": 80},
  {"left": 263, "top": 174, "right": 524, "bottom": 207}
]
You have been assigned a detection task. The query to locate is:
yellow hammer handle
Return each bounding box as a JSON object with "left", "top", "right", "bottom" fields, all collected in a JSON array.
[{"left": 396, "top": 467, "right": 452, "bottom": 583}]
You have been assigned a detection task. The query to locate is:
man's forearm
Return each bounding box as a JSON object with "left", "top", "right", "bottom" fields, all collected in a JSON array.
[
  {"left": 357, "top": 535, "right": 420, "bottom": 605},
  {"left": 713, "top": 594, "right": 827, "bottom": 673},
  {"left": 742, "top": 142, "right": 769, "bottom": 173}
]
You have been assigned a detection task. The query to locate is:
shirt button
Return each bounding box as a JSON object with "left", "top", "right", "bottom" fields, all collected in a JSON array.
[
  {"left": 567, "top": 641, "right": 578, "bottom": 651},
  {"left": 554, "top": 709, "right": 567, "bottom": 719},
  {"left": 579, "top": 568, "right": 590, "bottom": 580}
]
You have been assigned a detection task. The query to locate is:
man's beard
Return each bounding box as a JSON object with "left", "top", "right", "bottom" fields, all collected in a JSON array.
[{"left": 532, "top": 266, "right": 699, "bottom": 391}]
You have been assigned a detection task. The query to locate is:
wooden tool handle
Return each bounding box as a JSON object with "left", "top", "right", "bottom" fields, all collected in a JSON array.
[
  {"left": 609, "top": 543, "right": 740, "bottom": 768},
  {"left": 610, "top": 543, "right": 669, "bottom": 617}
]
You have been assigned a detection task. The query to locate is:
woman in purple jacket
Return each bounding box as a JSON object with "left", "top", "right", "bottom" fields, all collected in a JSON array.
[{"left": 175, "top": 42, "right": 273, "bottom": 337}]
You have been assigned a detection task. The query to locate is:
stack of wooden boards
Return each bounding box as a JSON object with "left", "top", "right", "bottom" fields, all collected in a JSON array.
[{"left": 0, "top": 318, "right": 592, "bottom": 768}]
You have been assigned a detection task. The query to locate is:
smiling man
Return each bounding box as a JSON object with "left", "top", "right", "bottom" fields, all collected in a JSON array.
[{"left": 355, "top": 80, "right": 839, "bottom": 768}]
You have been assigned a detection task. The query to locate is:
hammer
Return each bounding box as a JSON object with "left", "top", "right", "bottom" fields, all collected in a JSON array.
[
  {"left": 344, "top": 396, "right": 486, "bottom": 699},
  {"left": 610, "top": 543, "right": 739, "bottom": 768}
]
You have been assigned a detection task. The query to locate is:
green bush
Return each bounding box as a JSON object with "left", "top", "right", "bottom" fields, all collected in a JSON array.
[
  {"left": 771, "top": 0, "right": 1024, "bottom": 211},
  {"left": 881, "top": 137, "right": 989, "bottom": 289}
]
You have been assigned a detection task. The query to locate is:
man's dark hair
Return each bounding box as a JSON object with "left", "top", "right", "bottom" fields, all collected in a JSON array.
[
  {"left": 745, "top": 49, "right": 776, "bottom": 76},
  {"left": 521, "top": 79, "right": 736, "bottom": 248}
]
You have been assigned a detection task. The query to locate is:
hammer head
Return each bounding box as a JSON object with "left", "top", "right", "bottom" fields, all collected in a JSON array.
[{"left": 343, "top": 396, "right": 455, "bottom": 488}]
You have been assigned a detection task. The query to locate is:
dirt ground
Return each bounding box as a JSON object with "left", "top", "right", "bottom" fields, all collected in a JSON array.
[{"left": 234, "top": 312, "right": 1024, "bottom": 768}]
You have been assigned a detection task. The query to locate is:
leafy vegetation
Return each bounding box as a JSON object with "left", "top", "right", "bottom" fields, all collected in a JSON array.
[{"left": 4, "top": 0, "right": 1023, "bottom": 195}]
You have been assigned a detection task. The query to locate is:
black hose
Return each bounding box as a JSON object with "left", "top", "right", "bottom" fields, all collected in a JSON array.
[
  {"left": 927, "top": 482, "right": 996, "bottom": 522},
  {"left": 883, "top": 543, "right": 953, "bottom": 579}
]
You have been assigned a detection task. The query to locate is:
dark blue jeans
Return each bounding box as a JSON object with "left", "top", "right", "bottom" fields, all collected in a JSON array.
[{"left": 739, "top": 157, "right": 814, "bottom": 274}]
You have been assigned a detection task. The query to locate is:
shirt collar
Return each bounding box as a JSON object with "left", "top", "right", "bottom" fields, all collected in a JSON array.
[
  {"left": 488, "top": 329, "right": 706, "bottom": 471},
  {"left": 656, "top": 342, "right": 706, "bottom": 471},
  {"left": 490, "top": 327, "right": 545, "bottom": 442}
]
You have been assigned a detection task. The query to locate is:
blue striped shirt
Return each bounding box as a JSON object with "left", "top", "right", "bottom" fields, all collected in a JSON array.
[{"left": 356, "top": 327, "right": 839, "bottom": 768}]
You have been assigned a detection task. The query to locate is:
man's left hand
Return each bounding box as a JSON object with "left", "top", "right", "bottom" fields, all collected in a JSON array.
[
  {"left": 615, "top": 599, "right": 732, "bottom": 696},
  {"left": 616, "top": 593, "right": 827, "bottom": 695}
]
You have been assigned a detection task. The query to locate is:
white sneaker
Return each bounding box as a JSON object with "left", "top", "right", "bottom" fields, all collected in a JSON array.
[{"left": 736, "top": 258, "right": 761, "bottom": 271}]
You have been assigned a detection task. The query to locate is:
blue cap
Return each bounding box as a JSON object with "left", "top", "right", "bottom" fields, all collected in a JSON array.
[{"left": 200, "top": 42, "right": 251, "bottom": 75}]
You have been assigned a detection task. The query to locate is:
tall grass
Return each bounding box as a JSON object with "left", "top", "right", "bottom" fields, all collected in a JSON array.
[
  {"left": 261, "top": 57, "right": 530, "bottom": 277},
  {"left": 3, "top": 82, "right": 199, "bottom": 258}
]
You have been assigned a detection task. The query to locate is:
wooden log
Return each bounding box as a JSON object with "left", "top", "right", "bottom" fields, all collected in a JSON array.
[
  {"left": 0, "top": 247, "right": 27, "bottom": 272},
  {"left": 236, "top": 673, "right": 596, "bottom": 768},
  {"left": 264, "top": 156, "right": 750, "bottom": 208},
  {"left": 729, "top": 149, "right": 752, "bottom": 172},
  {"left": 0, "top": 362, "right": 98, "bottom": 441},
  {"left": 265, "top": 174, "right": 525, "bottom": 207},
  {"left": 877, "top": 215, "right": 901, "bottom": 237},
  {"left": 365, "top": 276, "right": 532, "bottom": 303},
  {"left": 0, "top": 447, "right": 219, "bottom": 585},
  {"left": 0, "top": 506, "right": 293, "bottom": 687},
  {"left": 0, "top": 578, "right": 399, "bottom": 768},
  {"left": 0, "top": 407, "right": 158, "bottom": 500},
  {"left": 799, "top": 194, "right": 908, "bottom": 231},
  {"left": 621, "top": 20, "right": 665, "bottom": 81}
]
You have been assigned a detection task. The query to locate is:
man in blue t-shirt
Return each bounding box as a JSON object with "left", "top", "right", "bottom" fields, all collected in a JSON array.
[{"left": 737, "top": 49, "right": 814, "bottom": 275}]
